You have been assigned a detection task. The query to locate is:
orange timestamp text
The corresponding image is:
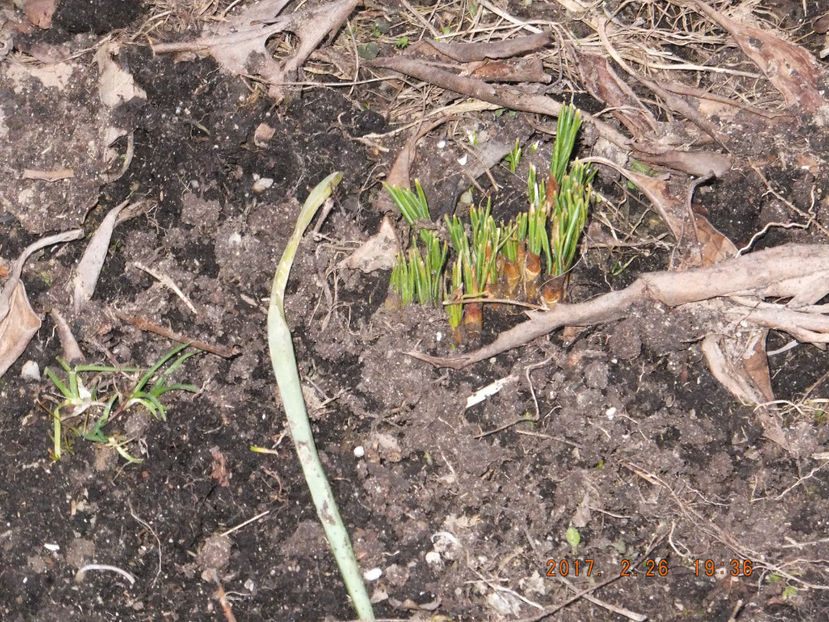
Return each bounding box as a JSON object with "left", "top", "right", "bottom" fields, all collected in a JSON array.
[
  {"left": 544, "top": 558, "right": 755, "bottom": 578},
  {"left": 545, "top": 558, "right": 671, "bottom": 578}
]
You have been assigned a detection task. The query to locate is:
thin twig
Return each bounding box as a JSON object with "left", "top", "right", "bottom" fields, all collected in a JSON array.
[
  {"left": 557, "top": 575, "right": 646, "bottom": 621},
  {"left": 129, "top": 501, "right": 162, "bottom": 586},
  {"left": 110, "top": 308, "right": 237, "bottom": 358},
  {"left": 131, "top": 262, "right": 198, "bottom": 315},
  {"left": 75, "top": 564, "right": 137, "bottom": 585}
]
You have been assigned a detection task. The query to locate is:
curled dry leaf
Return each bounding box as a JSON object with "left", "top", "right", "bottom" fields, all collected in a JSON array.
[
  {"left": 0, "top": 283, "right": 41, "bottom": 378},
  {"left": 0, "top": 229, "right": 83, "bottom": 378},
  {"left": 72, "top": 200, "right": 149, "bottom": 314},
  {"left": 94, "top": 43, "right": 146, "bottom": 108}
]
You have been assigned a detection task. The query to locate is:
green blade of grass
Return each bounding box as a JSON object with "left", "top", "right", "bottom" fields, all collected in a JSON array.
[
  {"left": 133, "top": 343, "right": 192, "bottom": 393},
  {"left": 267, "top": 172, "right": 374, "bottom": 621}
]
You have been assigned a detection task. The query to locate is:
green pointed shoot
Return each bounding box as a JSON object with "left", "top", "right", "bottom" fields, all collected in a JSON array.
[
  {"left": 445, "top": 256, "right": 464, "bottom": 333},
  {"left": 267, "top": 172, "right": 374, "bottom": 621},
  {"left": 527, "top": 164, "right": 546, "bottom": 211},
  {"left": 384, "top": 180, "right": 436, "bottom": 247},
  {"left": 550, "top": 104, "right": 582, "bottom": 184}
]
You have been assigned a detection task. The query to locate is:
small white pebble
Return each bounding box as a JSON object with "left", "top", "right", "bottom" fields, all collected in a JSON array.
[
  {"left": 228, "top": 232, "right": 242, "bottom": 245},
  {"left": 605, "top": 407, "right": 617, "bottom": 420},
  {"left": 437, "top": 140, "right": 446, "bottom": 149},
  {"left": 425, "top": 551, "right": 442, "bottom": 567},
  {"left": 21, "top": 360, "right": 40, "bottom": 382},
  {"left": 363, "top": 567, "right": 382, "bottom": 581},
  {"left": 252, "top": 177, "right": 274, "bottom": 193},
  {"left": 435, "top": 331, "right": 442, "bottom": 342},
  {"left": 457, "top": 154, "right": 468, "bottom": 166},
  {"left": 353, "top": 445, "right": 365, "bottom": 459},
  {"left": 43, "top": 543, "right": 60, "bottom": 552}
]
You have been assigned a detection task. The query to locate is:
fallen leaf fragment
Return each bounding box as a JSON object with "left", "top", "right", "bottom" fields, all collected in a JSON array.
[
  {"left": 23, "top": 0, "right": 57, "bottom": 29},
  {"left": 345, "top": 217, "right": 399, "bottom": 273},
  {"left": 209, "top": 447, "right": 231, "bottom": 487},
  {"left": 0, "top": 229, "right": 83, "bottom": 379},
  {"left": 72, "top": 199, "right": 148, "bottom": 313},
  {"left": 152, "top": 0, "right": 358, "bottom": 102},
  {"left": 95, "top": 43, "right": 147, "bottom": 108},
  {"left": 0, "top": 283, "right": 41, "bottom": 378},
  {"left": 253, "top": 123, "right": 275, "bottom": 147},
  {"left": 690, "top": 0, "right": 826, "bottom": 113}
]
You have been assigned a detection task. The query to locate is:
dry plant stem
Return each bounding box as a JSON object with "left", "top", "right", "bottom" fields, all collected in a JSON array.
[
  {"left": 596, "top": 19, "right": 723, "bottom": 145},
  {"left": 368, "top": 56, "right": 630, "bottom": 149},
  {"left": 132, "top": 261, "right": 198, "bottom": 315},
  {"left": 21, "top": 167, "right": 74, "bottom": 181},
  {"left": 409, "top": 244, "right": 829, "bottom": 369},
  {"left": 420, "top": 32, "right": 552, "bottom": 62},
  {"left": 110, "top": 308, "right": 237, "bottom": 358},
  {"left": 207, "top": 569, "right": 238, "bottom": 622}
]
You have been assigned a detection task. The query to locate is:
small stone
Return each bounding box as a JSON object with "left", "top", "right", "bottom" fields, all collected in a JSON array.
[
  {"left": 21, "top": 360, "right": 40, "bottom": 381},
  {"left": 362, "top": 567, "right": 382, "bottom": 581},
  {"left": 252, "top": 177, "right": 274, "bottom": 193},
  {"left": 253, "top": 123, "right": 275, "bottom": 147}
]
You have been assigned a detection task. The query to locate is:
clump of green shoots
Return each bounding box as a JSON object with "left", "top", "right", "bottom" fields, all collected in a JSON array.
[
  {"left": 386, "top": 180, "right": 448, "bottom": 307},
  {"left": 384, "top": 103, "right": 593, "bottom": 344},
  {"left": 42, "top": 344, "right": 199, "bottom": 462}
]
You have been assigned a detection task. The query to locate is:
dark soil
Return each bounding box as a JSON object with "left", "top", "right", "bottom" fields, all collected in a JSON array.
[{"left": 1, "top": 1, "right": 829, "bottom": 621}]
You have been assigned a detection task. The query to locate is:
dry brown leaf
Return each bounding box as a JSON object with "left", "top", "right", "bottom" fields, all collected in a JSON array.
[
  {"left": 701, "top": 332, "right": 773, "bottom": 405},
  {"left": 94, "top": 43, "right": 146, "bottom": 108},
  {"left": 575, "top": 51, "right": 656, "bottom": 139},
  {"left": 0, "top": 282, "right": 41, "bottom": 378},
  {"left": 0, "top": 230, "right": 83, "bottom": 380},
  {"left": 253, "top": 123, "right": 275, "bottom": 147},
  {"left": 345, "top": 217, "right": 399, "bottom": 273},
  {"left": 631, "top": 147, "right": 731, "bottom": 179},
  {"left": 72, "top": 200, "right": 148, "bottom": 313}
]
